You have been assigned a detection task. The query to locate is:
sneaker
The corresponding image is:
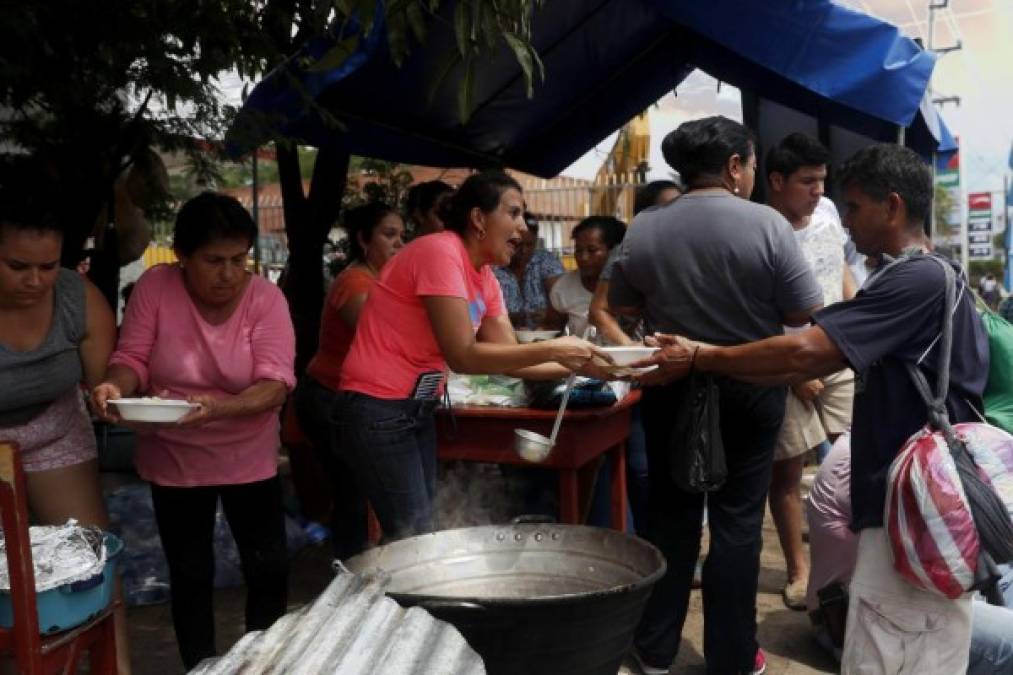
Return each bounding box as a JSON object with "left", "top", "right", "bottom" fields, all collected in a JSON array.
[
  {"left": 631, "top": 647, "right": 670, "bottom": 675},
  {"left": 750, "top": 648, "right": 767, "bottom": 675},
  {"left": 782, "top": 577, "right": 808, "bottom": 610}
]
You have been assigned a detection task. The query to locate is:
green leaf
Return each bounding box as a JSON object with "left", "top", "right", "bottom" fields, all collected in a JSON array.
[
  {"left": 458, "top": 56, "right": 475, "bottom": 123},
  {"left": 386, "top": 9, "right": 408, "bottom": 66},
  {"left": 503, "top": 32, "right": 534, "bottom": 97},
  {"left": 307, "top": 35, "right": 360, "bottom": 73},
  {"left": 425, "top": 49, "right": 462, "bottom": 106},
  {"left": 479, "top": 3, "right": 499, "bottom": 46},
  {"left": 454, "top": 1, "right": 469, "bottom": 57},
  {"left": 406, "top": 2, "right": 427, "bottom": 43},
  {"left": 529, "top": 42, "right": 545, "bottom": 81},
  {"left": 470, "top": 0, "right": 481, "bottom": 41},
  {"left": 354, "top": 0, "right": 376, "bottom": 37}
]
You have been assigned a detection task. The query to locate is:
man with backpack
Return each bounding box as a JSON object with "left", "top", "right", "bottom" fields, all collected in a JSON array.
[{"left": 633, "top": 143, "right": 990, "bottom": 673}]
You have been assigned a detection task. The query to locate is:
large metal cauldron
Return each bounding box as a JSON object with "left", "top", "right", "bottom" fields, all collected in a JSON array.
[{"left": 344, "top": 523, "right": 666, "bottom": 675}]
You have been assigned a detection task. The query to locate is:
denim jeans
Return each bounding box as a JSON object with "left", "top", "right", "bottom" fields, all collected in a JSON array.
[
  {"left": 968, "top": 565, "right": 1013, "bottom": 675},
  {"left": 586, "top": 403, "right": 645, "bottom": 531},
  {"left": 332, "top": 391, "right": 438, "bottom": 541},
  {"left": 293, "top": 377, "right": 368, "bottom": 559},
  {"left": 634, "top": 378, "right": 786, "bottom": 674},
  {"left": 626, "top": 401, "right": 649, "bottom": 535}
]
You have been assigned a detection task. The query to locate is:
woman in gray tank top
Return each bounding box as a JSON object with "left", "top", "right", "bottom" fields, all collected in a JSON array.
[{"left": 0, "top": 181, "right": 128, "bottom": 671}]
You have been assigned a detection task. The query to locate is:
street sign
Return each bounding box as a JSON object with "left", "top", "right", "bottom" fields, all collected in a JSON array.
[
  {"left": 968, "top": 219, "right": 993, "bottom": 233},
  {"left": 968, "top": 232, "right": 992, "bottom": 244},
  {"left": 969, "top": 192, "right": 993, "bottom": 219},
  {"left": 969, "top": 244, "right": 994, "bottom": 259}
]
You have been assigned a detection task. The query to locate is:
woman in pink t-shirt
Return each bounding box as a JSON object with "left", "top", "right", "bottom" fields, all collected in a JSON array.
[
  {"left": 296, "top": 201, "right": 405, "bottom": 558},
  {"left": 92, "top": 193, "right": 295, "bottom": 670},
  {"left": 335, "top": 170, "right": 609, "bottom": 541}
]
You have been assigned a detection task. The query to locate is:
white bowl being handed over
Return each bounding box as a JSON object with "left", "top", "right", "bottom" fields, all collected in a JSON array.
[
  {"left": 600, "top": 346, "right": 659, "bottom": 366},
  {"left": 515, "top": 330, "right": 560, "bottom": 343},
  {"left": 108, "top": 398, "right": 198, "bottom": 423}
]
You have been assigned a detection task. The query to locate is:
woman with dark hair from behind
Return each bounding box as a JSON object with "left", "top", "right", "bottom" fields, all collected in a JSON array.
[
  {"left": 405, "top": 180, "right": 454, "bottom": 236},
  {"left": 610, "top": 116, "right": 823, "bottom": 675},
  {"left": 295, "top": 202, "right": 404, "bottom": 558},
  {"left": 333, "top": 170, "right": 611, "bottom": 541},
  {"left": 588, "top": 179, "right": 681, "bottom": 345},
  {"left": 93, "top": 192, "right": 296, "bottom": 670}
]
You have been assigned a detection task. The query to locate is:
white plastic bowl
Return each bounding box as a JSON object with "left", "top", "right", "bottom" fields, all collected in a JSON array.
[
  {"left": 515, "top": 330, "right": 560, "bottom": 343},
  {"left": 109, "top": 398, "right": 197, "bottom": 423},
  {"left": 601, "top": 346, "right": 659, "bottom": 366}
]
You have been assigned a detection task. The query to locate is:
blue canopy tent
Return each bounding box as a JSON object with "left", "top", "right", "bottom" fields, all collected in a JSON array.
[{"left": 228, "top": 0, "right": 944, "bottom": 176}]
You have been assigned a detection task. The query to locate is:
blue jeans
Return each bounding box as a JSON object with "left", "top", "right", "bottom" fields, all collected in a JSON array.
[
  {"left": 332, "top": 391, "right": 438, "bottom": 541},
  {"left": 293, "top": 377, "right": 368, "bottom": 559},
  {"left": 967, "top": 565, "right": 1013, "bottom": 675},
  {"left": 586, "top": 402, "right": 645, "bottom": 532}
]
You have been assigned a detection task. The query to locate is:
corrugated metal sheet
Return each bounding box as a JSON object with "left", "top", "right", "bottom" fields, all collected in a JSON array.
[{"left": 190, "top": 571, "right": 486, "bottom": 675}]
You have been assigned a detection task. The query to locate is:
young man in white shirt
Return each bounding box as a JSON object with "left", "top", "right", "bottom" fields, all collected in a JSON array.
[{"left": 765, "top": 133, "right": 858, "bottom": 610}]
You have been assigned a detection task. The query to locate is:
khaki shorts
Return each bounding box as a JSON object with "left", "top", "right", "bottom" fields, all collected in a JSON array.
[
  {"left": 842, "top": 528, "right": 972, "bottom": 674},
  {"left": 774, "top": 369, "right": 854, "bottom": 461}
]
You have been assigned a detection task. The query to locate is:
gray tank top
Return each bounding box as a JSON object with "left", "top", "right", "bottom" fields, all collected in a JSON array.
[{"left": 0, "top": 269, "right": 86, "bottom": 427}]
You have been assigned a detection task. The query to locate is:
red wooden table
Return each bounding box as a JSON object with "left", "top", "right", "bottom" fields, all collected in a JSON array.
[{"left": 435, "top": 391, "right": 640, "bottom": 531}]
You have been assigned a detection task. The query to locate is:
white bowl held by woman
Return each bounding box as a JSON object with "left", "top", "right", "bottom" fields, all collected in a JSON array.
[
  {"left": 109, "top": 398, "right": 197, "bottom": 423},
  {"left": 600, "top": 346, "right": 659, "bottom": 366}
]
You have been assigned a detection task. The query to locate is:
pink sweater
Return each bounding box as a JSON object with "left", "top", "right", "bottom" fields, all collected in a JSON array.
[{"left": 110, "top": 265, "right": 295, "bottom": 486}]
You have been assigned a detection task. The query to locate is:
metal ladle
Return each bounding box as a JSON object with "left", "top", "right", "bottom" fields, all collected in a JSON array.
[{"left": 515, "top": 326, "right": 595, "bottom": 462}]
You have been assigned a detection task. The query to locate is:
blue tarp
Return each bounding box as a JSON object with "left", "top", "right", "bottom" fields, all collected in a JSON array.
[{"left": 228, "top": 0, "right": 939, "bottom": 176}]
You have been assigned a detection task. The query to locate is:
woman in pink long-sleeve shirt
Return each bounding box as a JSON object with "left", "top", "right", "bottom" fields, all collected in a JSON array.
[{"left": 92, "top": 193, "right": 295, "bottom": 670}]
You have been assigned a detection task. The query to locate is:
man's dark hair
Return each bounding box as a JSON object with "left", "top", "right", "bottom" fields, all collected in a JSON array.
[
  {"left": 173, "top": 192, "right": 258, "bottom": 256},
  {"left": 838, "top": 144, "right": 931, "bottom": 226},
  {"left": 572, "top": 215, "right": 626, "bottom": 250},
  {"left": 661, "top": 116, "right": 755, "bottom": 188},
  {"left": 343, "top": 201, "right": 399, "bottom": 262},
  {"left": 439, "top": 170, "right": 522, "bottom": 235},
  {"left": 405, "top": 180, "right": 453, "bottom": 216},
  {"left": 633, "top": 180, "right": 681, "bottom": 215},
  {"left": 765, "top": 133, "right": 830, "bottom": 180}
]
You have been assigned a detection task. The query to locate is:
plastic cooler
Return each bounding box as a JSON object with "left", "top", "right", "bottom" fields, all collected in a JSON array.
[{"left": 0, "top": 532, "right": 122, "bottom": 634}]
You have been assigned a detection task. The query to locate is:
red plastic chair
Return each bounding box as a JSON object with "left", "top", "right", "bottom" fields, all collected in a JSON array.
[{"left": 0, "top": 441, "right": 118, "bottom": 674}]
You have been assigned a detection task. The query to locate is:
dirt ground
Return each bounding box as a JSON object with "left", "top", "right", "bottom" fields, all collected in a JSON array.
[{"left": 124, "top": 502, "right": 838, "bottom": 675}]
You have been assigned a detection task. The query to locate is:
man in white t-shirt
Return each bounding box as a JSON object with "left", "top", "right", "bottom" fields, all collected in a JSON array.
[{"left": 765, "top": 133, "right": 857, "bottom": 610}]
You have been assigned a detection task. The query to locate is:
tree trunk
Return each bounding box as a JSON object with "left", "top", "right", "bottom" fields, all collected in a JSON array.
[{"left": 277, "top": 143, "right": 349, "bottom": 375}]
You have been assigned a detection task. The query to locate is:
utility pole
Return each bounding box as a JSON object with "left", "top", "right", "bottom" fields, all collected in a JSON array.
[{"left": 926, "top": 0, "right": 965, "bottom": 268}]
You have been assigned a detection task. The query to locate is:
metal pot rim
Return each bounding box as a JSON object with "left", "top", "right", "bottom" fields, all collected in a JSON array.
[{"left": 344, "top": 523, "right": 668, "bottom": 605}]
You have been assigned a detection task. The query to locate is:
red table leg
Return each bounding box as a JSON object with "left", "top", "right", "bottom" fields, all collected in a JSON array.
[
  {"left": 558, "top": 470, "right": 580, "bottom": 524},
  {"left": 610, "top": 443, "right": 628, "bottom": 533}
]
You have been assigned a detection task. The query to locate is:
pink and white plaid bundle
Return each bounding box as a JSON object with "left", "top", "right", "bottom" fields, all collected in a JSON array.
[{"left": 886, "top": 422, "right": 1013, "bottom": 598}]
